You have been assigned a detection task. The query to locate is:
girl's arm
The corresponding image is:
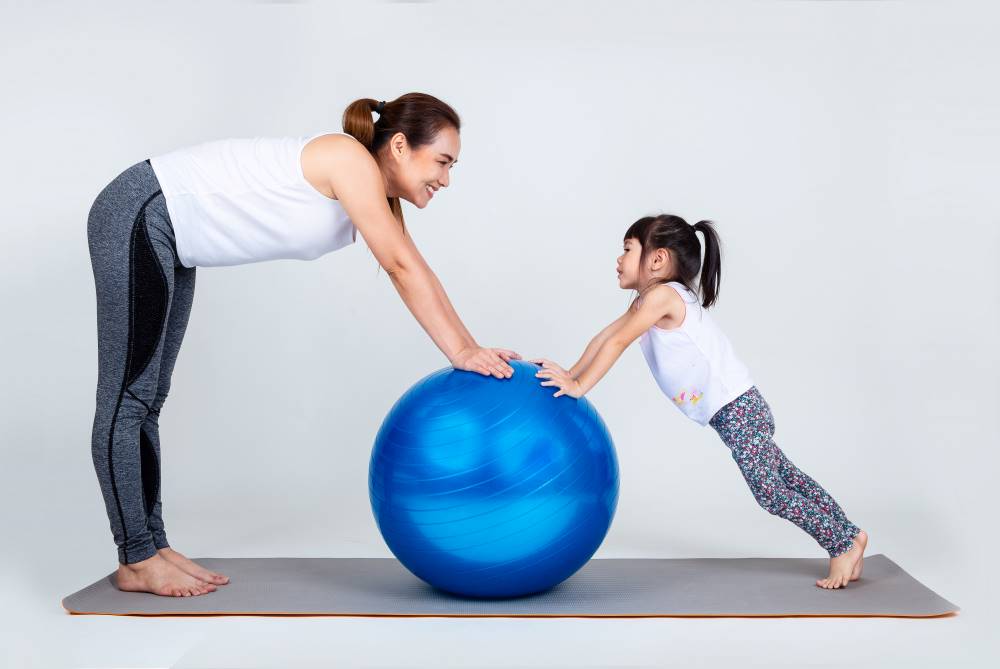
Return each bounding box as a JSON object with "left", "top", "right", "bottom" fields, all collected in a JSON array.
[
  {"left": 328, "top": 138, "right": 518, "bottom": 378},
  {"left": 567, "top": 307, "right": 634, "bottom": 378},
  {"left": 530, "top": 304, "right": 632, "bottom": 379},
  {"left": 536, "top": 284, "right": 683, "bottom": 397}
]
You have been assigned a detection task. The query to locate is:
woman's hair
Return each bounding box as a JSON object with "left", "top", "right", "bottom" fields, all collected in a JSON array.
[
  {"left": 624, "top": 214, "right": 723, "bottom": 308},
  {"left": 342, "top": 92, "right": 461, "bottom": 227}
]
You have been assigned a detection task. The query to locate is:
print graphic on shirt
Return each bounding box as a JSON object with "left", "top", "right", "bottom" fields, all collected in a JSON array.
[{"left": 672, "top": 389, "right": 704, "bottom": 406}]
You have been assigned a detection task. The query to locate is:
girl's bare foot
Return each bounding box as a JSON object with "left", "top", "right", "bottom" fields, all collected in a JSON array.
[
  {"left": 116, "top": 554, "right": 217, "bottom": 597},
  {"left": 816, "top": 531, "right": 866, "bottom": 589},
  {"left": 158, "top": 547, "right": 230, "bottom": 585},
  {"left": 849, "top": 530, "right": 868, "bottom": 581}
]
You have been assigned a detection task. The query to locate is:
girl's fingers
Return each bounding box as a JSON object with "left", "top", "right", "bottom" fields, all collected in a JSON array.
[
  {"left": 554, "top": 390, "right": 565, "bottom": 397},
  {"left": 540, "top": 380, "right": 555, "bottom": 387}
]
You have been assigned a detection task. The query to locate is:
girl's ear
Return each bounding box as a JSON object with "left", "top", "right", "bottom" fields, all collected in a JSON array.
[{"left": 650, "top": 248, "right": 669, "bottom": 271}]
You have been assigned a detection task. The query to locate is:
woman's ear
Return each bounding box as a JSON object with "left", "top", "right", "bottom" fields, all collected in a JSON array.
[{"left": 390, "top": 132, "right": 407, "bottom": 159}]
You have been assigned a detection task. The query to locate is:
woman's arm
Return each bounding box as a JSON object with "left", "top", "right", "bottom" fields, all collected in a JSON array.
[
  {"left": 536, "top": 285, "right": 683, "bottom": 397},
  {"left": 324, "top": 137, "right": 518, "bottom": 378}
]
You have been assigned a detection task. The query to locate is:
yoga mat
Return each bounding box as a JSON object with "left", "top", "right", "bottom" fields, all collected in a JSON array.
[{"left": 62, "top": 554, "right": 957, "bottom": 618}]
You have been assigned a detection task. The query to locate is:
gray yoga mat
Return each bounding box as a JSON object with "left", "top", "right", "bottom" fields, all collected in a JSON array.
[{"left": 62, "top": 554, "right": 957, "bottom": 618}]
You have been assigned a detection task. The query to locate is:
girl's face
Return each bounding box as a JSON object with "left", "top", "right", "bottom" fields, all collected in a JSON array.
[
  {"left": 617, "top": 237, "right": 643, "bottom": 290},
  {"left": 384, "top": 126, "right": 460, "bottom": 209},
  {"left": 617, "top": 237, "right": 670, "bottom": 290}
]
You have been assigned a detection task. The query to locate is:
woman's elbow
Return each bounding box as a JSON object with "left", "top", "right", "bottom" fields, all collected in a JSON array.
[{"left": 380, "top": 249, "right": 423, "bottom": 283}]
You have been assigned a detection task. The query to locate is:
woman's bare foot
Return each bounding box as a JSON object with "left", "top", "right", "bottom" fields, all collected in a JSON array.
[
  {"left": 816, "top": 531, "right": 866, "bottom": 589},
  {"left": 116, "top": 554, "right": 217, "bottom": 597},
  {"left": 158, "top": 547, "right": 230, "bottom": 585}
]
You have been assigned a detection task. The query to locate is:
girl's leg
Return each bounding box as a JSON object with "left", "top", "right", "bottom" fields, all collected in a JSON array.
[
  {"left": 730, "top": 434, "right": 857, "bottom": 557},
  {"left": 711, "top": 388, "right": 857, "bottom": 558},
  {"left": 774, "top": 447, "right": 861, "bottom": 540}
]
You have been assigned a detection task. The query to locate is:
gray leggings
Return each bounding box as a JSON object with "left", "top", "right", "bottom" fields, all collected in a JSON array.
[{"left": 87, "top": 160, "right": 195, "bottom": 564}]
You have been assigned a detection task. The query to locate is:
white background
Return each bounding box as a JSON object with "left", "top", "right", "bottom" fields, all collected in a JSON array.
[{"left": 1, "top": 1, "right": 997, "bottom": 667}]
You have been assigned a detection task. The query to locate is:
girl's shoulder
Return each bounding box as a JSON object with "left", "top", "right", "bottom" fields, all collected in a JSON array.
[{"left": 634, "top": 283, "right": 686, "bottom": 317}]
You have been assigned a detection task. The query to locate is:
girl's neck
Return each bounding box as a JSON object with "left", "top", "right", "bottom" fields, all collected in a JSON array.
[{"left": 637, "top": 277, "right": 673, "bottom": 299}]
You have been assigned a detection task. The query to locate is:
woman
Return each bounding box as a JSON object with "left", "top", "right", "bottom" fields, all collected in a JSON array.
[{"left": 87, "top": 93, "right": 521, "bottom": 597}]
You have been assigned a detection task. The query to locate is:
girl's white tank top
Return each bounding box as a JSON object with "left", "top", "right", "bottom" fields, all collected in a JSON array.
[{"left": 638, "top": 282, "right": 754, "bottom": 425}]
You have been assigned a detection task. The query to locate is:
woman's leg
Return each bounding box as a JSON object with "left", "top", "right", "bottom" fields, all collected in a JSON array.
[
  {"left": 89, "top": 163, "right": 182, "bottom": 565},
  {"left": 88, "top": 162, "right": 218, "bottom": 596},
  {"left": 143, "top": 262, "right": 196, "bottom": 551}
]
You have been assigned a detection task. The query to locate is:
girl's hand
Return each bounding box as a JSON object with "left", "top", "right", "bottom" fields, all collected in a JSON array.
[
  {"left": 529, "top": 358, "right": 569, "bottom": 376},
  {"left": 452, "top": 346, "right": 521, "bottom": 379},
  {"left": 535, "top": 366, "right": 584, "bottom": 398}
]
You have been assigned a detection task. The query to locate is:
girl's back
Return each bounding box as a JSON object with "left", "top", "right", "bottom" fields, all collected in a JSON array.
[{"left": 638, "top": 281, "right": 753, "bottom": 426}]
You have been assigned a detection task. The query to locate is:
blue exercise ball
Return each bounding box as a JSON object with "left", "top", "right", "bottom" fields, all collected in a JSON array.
[{"left": 369, "top": 360, "right": 619, "bottom": 598}]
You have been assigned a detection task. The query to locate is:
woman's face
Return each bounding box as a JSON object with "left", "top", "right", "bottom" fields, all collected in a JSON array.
[{"left": 385, "top": 126, "right": 460, "bottom": 209}]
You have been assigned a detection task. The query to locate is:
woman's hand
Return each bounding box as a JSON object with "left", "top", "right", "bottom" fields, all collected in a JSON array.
[
  {"left": 452, "top": 346, "right": 521, "bottom": 379},
  {"left": 533, "top": 362, "right": 584, "bottom": 398}
]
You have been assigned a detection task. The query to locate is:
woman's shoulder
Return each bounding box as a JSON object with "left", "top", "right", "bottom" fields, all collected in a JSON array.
[
  {"left": 301, "top": 133, "right": 380, "bottom": 197},
  {"left": 303, "top": 132, "right": 368, "bottom": 162}
]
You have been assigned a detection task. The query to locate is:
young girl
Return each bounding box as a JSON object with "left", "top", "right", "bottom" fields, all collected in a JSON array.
[{"left": 531, "top": 214, "right": 867, "bottom": 589}]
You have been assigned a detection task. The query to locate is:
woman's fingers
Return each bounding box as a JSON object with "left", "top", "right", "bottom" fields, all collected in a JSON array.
[
  {"left": 458, "top": 348, "right": 518, "bottom": 378},
  {"left": 487, "top": 351, "right": 514, "bottom": 377}
]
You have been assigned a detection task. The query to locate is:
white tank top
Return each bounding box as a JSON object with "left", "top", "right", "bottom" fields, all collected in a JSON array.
[
  {"left": 638, "top": 282, "right": 754, "bottom": 425},
  {"left": 149, "top": 132, "right": 357, "bottom": 268}
]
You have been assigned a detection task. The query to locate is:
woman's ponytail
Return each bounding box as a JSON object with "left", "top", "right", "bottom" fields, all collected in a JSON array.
[
  {"left": 692, "top": 220, "right": 721, "bottom": 308},
  {"left": 342, "top": 98, "right": 380, "bottom": 150}
]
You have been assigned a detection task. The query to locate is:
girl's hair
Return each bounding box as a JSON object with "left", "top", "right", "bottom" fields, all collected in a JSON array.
[
  {"left": 624, "top": 214, "right": 722, "bottom": 308},
  {"left": 342, "top": 92, "right": 461, "bottom": 228}
]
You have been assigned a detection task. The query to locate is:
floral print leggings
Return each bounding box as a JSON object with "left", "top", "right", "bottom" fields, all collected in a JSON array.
[{"left": 709, "top": 387, "right": 861, "bottom": 557}]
